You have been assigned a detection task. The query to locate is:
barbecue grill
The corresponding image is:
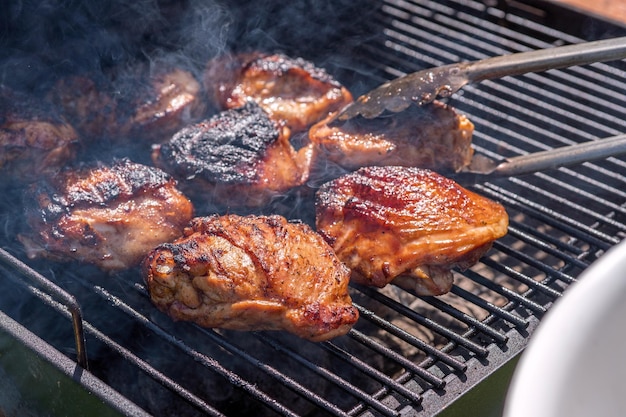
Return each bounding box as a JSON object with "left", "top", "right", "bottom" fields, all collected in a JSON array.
[{"left": 1, "top": 0, "right": 626, "bottom": 415}]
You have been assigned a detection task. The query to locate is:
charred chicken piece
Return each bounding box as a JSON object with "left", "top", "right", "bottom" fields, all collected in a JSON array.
[
  {"left": 48, "top": 62, "right": 205, "bottom": 144},
  {"left": 0, "top": 87, "right": 78, "bottom": 184},
  {"left": 152, "top": 101, "right": 313, "bottom": 207},
  {"left": 204, "top": 52, "right": 353, "bottom": 132},
  {"left": 143, "top": 214, "right": 358, "bottom": 342},
  {"left": 315, "top": 166, "right": 509, "bottom": 296},
  {"left": 309, "top": 101, "right": 474, "bottom": 174},
  {"left": 19, "top": 159, "right": 194, "bottom": 271}
]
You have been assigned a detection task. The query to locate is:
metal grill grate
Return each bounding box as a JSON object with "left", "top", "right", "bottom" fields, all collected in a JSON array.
[{"left": 1, "top": 0, "right": 626, "bottom": 416}]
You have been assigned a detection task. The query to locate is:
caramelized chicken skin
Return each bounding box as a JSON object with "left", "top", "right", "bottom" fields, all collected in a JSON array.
[
  {"left": 315, "top": 166, "right": 509, "bottom": 296},
  {"left": 48, "top": 62, "right": 205, "bottom": 144},
  {"left": 309, "top": 101, "right": 474, "bottom": 174},
  {"left": 19, "top": 159, "right": 194, "bottom": 271},
  {"left": 0, "top": 87, "right": 78, "bottom": 184},
  {"left": 143, "top": 214, "right": 358, "bottom": 341},
  {"left": 204, "top": 52, "right": 353, "bottom": 132},
  {"left": 153, "top": 101, "right": 313, "bottom": 207}
]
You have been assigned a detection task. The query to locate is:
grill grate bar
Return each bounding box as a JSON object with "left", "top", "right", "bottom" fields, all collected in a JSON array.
[
  {"left": 483, "top": 184, "right": 619, "bottom": 249},
  {"left": 320, "top": 340, "right": 425, "bottom": 404},
  {"left": 0, "top": 248, "right": 88, "bottom": 369},
  {"left": 257, "top": 333, "right": 398, "bottom": 415},
  {"left": 461, "top": 269, "right": 547, "bottom": 315},
  {"left": 255, "top": 334, "right": 402, "bottom": 417},
  {"left": 480, "top": 256, "right": 564, "bottom": 300},
  {"left": 534, "top": 172, "right": 626, "bottom": 219},
  {"left": 353, "top": 285, "right": 489, "bottom": 356},
  {"left": 448, "top": 286, "right": 527, "bottom": 328},
  {"left": 559, "top": 166, "right": 626, "bottom": 200},
  {"left": 80, "top": 304, "right": 227, "bottom": 417},
  {"left": 93, "top": 284, "right": 315, "bottom": 417},
  {"left": 348, "top": 329, "right": 445, "bottom": 388},
  {"left": 504, "top": 225, "right": 590, "bottom": 271},
  {"left": 419, "top": 297, "right": 508, "bottom": 343},
  {"left": 4, "top": 275, "right": 224, "bottom": 417},
  {"left": 492, "top": 241, "right": 577, "bottom": 284},
  {"left": 354, "top": 303, "right": 467, "bottom": 371}
]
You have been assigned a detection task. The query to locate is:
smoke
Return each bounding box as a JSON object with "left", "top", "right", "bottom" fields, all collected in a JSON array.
[{"left": 0, "top": 0, "right": 378, "bottom": 91}]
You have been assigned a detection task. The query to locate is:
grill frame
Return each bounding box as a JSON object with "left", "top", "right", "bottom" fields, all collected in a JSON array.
[{"left": 1, "top": 0, "right": 626, "bottom": 415}]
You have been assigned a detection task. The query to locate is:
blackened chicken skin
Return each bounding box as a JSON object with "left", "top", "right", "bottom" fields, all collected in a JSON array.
[
  {"left": 0, "top": 87, "right": 78, "bottom": 184},
  {"left": 19, "top": 159, "right": 194, "bottom": 271},
  {"left": 143, "top": 214, "right": 358, "bottom": 342},
  {"left": 48, "top": 62, "right": 205, "bottom": 144},
  {"left": 309, "top": 101, "right": 474, "bottom": 174},
  {"left": 204, "top": 52, "right": 353, "bottom": 132},
  {"left": 153, "top": 101, "right": 313, "bottom": 207},
  {"left": 315, "top": 166, "right": 509, "bottom": 296}
]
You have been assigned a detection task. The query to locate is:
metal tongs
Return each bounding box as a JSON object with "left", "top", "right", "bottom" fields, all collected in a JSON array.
[
  {"left": 454, "top": 133, "right": 626, "bottom": 180},
  {"left": 336, "top": 36, "right": 626, "bottom": 120},
  {"left": 334, "top": 37, "right": 626, "bottom": 180}
]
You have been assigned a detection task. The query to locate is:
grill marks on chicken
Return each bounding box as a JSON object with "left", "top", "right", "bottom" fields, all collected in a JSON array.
[
  {"left": 204, "top": 53, "right": 353, "bottom": 132},
  {"left": 309, "top": 101, "right": 474, "bottom": 173},
  {"left": 0, "top": 87, "right": 78, "bottom": 184},
  {"left": 143, "top": 214, "right": 358, "bottom": 342},
  {"left": 153, "top": 101, "right": 313, "bottom": 207},
  {"left": 315, "top": 166, "right": 509, "bottom": 296},
  {"left": 19, "top": 159, "right": 194, "bottom": 271}
]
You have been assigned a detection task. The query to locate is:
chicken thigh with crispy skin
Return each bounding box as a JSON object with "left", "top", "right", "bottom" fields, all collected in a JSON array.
[
  {"left": 204, "top": 52, "right": 353, "bottom": 132},
  {"left": 19, "top": 158, "right": 194, "bottom": 271},
  {"left": 48, "top": 62, "right": 205, "bottom": 145},
  {"left": 315, "top": 166, "right": 509, "bottom": 296},
  {"left": 0, "top": 86, "right": 78, "bottom": 184},
  {"left": 142, "top": 214, "right": 358, "bottom": 342},
  {"left": 309, "top": 101, "right": 474, "bottom": 174},
  {"left": 152, "top": 101, "right": 313, "bottom": 207}
]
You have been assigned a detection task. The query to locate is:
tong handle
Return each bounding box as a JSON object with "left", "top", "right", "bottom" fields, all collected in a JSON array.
[
  {"left": 493, "top": 133, "right": 626, "bottom": 177},
  {"left": 466, "top": 36, "right": 626, "bottom": 83},
  {"left": 337, "top": 37, "right": 626, "bottom": 120}
]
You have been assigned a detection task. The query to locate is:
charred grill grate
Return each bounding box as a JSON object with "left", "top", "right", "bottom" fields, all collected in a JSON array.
[{"left": 1, "top": 0, "right": 626, "bottom": 415}]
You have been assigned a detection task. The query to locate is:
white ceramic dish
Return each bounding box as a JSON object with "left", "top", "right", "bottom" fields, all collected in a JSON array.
[{"left": 503, "top": 238, "right": 626, "bottom": 417}]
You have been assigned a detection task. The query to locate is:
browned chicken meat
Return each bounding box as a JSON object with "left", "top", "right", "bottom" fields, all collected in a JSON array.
[
  {"left": 143, "top": 214, "right": 358, "bottom": 341},
  {"left": 48, "top": 61, "right": 205, "bottom": 144},
  {"left": 0, "top": 86, "right": 78, "bottom": 184},
  {"left": 315, "top": 166, "right": 509, "bottom": 296},
  {"left": 309, "top": 101, "right": 474, "bottom": 174},
  {"left": 19, "top": 158, "right": 194, "bottom": 271},
  {"left": 152, "top": 101, "right": 313, "bottom": 207},
  {"left": 204, "top": 52, "right": 353, "bottom": 132}
]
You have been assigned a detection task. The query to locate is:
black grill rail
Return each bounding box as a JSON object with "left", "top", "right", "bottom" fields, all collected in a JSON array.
[{"left": 1, "top": 0, "right": 626, "bottom": 416}]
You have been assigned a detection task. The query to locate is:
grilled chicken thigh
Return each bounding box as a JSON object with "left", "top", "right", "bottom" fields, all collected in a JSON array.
[
  {"left": 315, "top": 166, "right": 509, "bottom": 296},
  {"left": 19, "top": 159, "right": 194, "bottom": 271},
  {"left": 309, "top": 101, "right": 474, "bottom": 174},
  {"left": 204, "top": 52, "right": 353, "bottom": 132},
  {"left": 48, "top": 62, "right": 205, "bottom": 145},
  {"left": 0, "top": 87, "right": 78, "bottom": 184},
  {"left": 143, "top": 214, "right": 358, "bottom": 341},
  {"left": 153, "top": 101, "right": 313, "bottom": 207}
]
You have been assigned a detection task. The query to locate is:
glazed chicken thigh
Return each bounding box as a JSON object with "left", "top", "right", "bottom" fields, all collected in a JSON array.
[
  {"left": 315, "top": 166, "right": 509, "bottom": 296},
  {"left": 0, "top": 86, "right": 78, "bottom": 184},
  {"left": 204, "top": 52, "right": 353, "bottom": 132},
  {"left": 309, "top": 101, "right": 474, "bottom": 174},
  {"left": 48, "top": 62, "right": 205, "bottom": 145},
  {"left": 19, "top": 159, "right": 194, "bottom": 271},
  {"left": 143, "top": 214, "right": 358, "bottom": 341}
]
